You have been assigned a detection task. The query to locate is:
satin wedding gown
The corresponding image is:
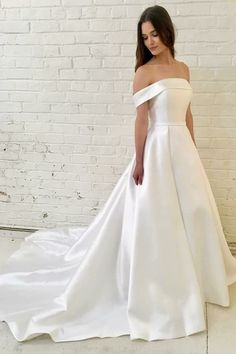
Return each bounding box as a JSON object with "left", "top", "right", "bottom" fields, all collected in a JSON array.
[{"left": 1, "top": 77, "right": 236, "bottom": 343}]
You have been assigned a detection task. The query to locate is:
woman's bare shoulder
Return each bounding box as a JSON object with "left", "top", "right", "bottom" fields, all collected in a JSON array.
[
  {"left": 133, "top": 65, "right": 150, "bottom": 95},
  {"left": 179, "top": 61, "right": 190, "bottom": 80}
]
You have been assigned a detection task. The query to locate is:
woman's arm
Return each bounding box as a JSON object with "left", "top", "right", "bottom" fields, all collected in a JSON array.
[
  {"left": 183, "top": 63, "right": 196, "bottom": 146},
  {"left": 186, "top": 103, "right": 196, "bottom": 146},
  {"left": 132, "top": 66, "right": 149, "bottom": 184},
  {"left": 134, "top": 105, "right": 149, "bottom": 164}
]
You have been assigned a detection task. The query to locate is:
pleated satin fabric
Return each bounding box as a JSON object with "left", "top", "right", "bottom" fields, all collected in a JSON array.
[{"left": 1, "top": 78, "right": 236, "bottom": 342}]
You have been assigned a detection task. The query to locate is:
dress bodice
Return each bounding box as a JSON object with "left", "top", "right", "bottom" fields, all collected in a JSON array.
[{"left": 132, "top": 78, "right": 193, "bottom": 127}]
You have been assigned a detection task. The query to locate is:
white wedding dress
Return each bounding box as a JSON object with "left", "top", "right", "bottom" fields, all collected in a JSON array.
[{"left": 1, "top": 77, "right": 236, "bottom": 342}]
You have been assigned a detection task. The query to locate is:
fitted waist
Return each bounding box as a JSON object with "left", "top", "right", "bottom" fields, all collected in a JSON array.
[{"left": 150, "top": 121, "right": 186, "bottom": 126}]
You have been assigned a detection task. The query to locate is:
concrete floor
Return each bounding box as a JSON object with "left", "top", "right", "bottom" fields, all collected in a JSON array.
[{"left": 0, "top": 230, "right": 236, "bottom": 354}]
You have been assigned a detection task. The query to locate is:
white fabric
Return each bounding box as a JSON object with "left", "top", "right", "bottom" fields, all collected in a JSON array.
[{"left": 1, "top": 77, "right": 236, "bottom": 343}]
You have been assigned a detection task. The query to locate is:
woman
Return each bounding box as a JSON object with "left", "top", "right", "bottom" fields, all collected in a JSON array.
[
  {"left": 0, "top": 5, "right": 236, "bottom": 343},
  {"left": 132, "top": 6, "right": 196, "bottom": 186}
]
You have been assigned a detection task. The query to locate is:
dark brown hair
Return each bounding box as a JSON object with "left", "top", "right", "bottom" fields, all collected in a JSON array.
[{"left": 135, "top": 5, "right": 176, "bottom": 72}]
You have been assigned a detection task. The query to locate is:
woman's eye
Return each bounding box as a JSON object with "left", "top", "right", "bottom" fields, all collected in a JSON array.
[{"left": 142, "top": 33, "right": 158, "bottom": 40}]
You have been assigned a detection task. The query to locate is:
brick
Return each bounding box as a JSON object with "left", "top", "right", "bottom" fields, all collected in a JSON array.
[
  {"left": 1, "top": 0, "right": 30, "bottom": 7},
  {"left": 31, "top": 21, "right": 59, "bottom": 33},
  {"left": 62, "top": 0, "right": 93, "bottom": 5},
  {"left": 20, "top": 8, "right": 51, "bottom": 19},
  {"left": 0, "top": 21, "right": 29, "bottom": 33},
  {"left": 31, "top": 0, "right": 60, "bottom": 6}
]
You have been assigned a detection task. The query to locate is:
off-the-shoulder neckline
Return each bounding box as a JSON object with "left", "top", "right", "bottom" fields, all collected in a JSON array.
[{"left": 133, "top": 77, "right": 191, "bottom": 97}]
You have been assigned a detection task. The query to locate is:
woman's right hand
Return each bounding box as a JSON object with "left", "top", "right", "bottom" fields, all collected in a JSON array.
[{"left": 133, "top": 162, "right": 144, "bottom": 185}]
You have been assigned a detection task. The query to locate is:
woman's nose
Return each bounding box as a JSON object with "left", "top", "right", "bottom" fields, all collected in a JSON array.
[{"left": 148, "top": 37, "right": 154, "bottom": 46}]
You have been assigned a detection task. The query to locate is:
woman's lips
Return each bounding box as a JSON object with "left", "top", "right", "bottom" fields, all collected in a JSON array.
[{"left": 150, "top": 46, "right": 158, "bottom": 50}]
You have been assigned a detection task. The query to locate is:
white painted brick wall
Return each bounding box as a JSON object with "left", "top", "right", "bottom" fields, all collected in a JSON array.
[{"left": 0, "top": 0, "right": 236, "bottom": 243}]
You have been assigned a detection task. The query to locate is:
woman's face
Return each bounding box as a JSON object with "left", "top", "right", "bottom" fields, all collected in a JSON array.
[{"left": 141, "top": 21, "right": 166, "bottom": 55}]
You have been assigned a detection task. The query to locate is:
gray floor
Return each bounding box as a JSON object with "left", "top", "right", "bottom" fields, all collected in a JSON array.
[{"left": 0, "top": 230, "right": 236, "bottom": 354}]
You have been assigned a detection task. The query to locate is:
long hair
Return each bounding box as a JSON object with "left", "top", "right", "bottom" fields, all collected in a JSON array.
[{"left": 135, "top": 5, "right": 176, "bottom": 72}]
